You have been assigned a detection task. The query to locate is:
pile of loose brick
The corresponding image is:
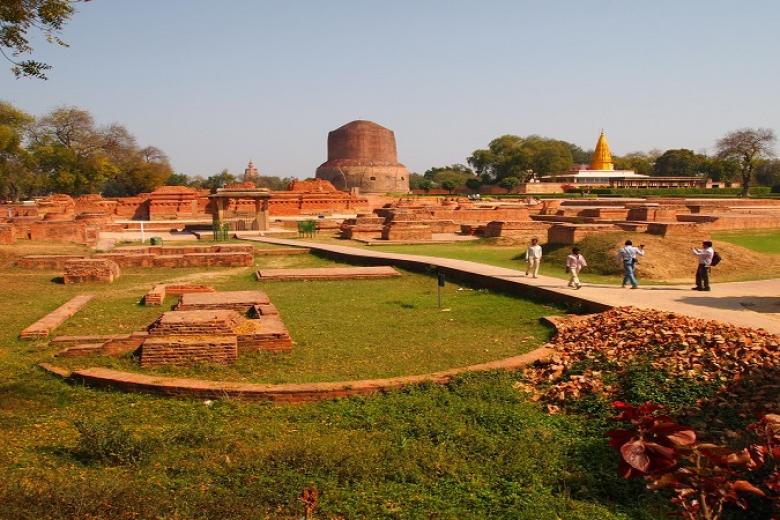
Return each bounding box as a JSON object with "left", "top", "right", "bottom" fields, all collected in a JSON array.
[
  {"left": 63, "top": 259, "right": 121, "bottom": 283},
  {"left": 17, "top": 244, "right": 255, "bottom": 270}
]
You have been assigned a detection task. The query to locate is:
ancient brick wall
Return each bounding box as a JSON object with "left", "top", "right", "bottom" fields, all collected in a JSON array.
[
  {"left": 63, "top": 259, "right": 121, "bottom": 283},
  {"left": 140, "top": 336, "right": 237, "bottom": 367}
]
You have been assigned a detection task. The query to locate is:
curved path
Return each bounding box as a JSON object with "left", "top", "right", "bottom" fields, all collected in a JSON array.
[{"left": 245, "top": 237, "right": 780, "bottom": 335}]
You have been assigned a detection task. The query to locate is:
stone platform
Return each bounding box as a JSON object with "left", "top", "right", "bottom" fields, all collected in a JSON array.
[
  {"left": 175, "top": 291, "right": 271, "bottom": 313},
  {"left": 144, "top": 284, "right": 215, "bottom": 306},
  {"left": 255, "top": 266, "right": 400, "bottom": 281}
]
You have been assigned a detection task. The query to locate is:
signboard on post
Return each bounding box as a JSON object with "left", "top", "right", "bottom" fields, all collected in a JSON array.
[{"left": 437, "top": 271, "right": 445, "bottom": 308}]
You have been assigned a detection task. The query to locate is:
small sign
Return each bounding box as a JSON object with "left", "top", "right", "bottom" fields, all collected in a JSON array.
[{"left": 437, "top": 272, "right": 446, "bottom": 287}]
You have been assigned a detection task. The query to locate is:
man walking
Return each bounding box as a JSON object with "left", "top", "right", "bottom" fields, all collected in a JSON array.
[
  {"left": 618, "top": 240, "right": 645, "bottom": 289},
  {"left": 524, "top": 237, "right": 543, "bottom": 278},
  {"left": 566, "top": 247, "right": 587, "bottom": 289},
  {"left": 692, "top": 240, "right": 714, "bottom": 291}
]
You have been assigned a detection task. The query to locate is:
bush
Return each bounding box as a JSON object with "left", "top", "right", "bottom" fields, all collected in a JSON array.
[
  {"left": 72, "top": 417, "right": 152, "bottom": 465},
  {"left": 771, "top": 184, "right": 780, "bottom": 194}
]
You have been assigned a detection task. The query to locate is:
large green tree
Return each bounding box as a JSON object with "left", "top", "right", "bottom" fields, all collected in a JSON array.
[
  {"left": 1, "top": 0, "right": 87, "bottom": 79},
  {"left": 423, "top": 163, "right": 476, "bottom": 191},
  {"left": 614, "top": 152, "right": 654, "bottom": 176},
  {"left": 716, "top": 128, "right": 777, "bottom": 197},
  {"left": 0, "top": 101, "right": 38, "bottom": 200},
  {"left": 467, "top": 135, "right": 573, "bottom": 183},
  {"left": 652, "top": 148, "right": 705, "bottom": 177},
  {"left": 29, "top": 106, "right": 119, "bottom": 194},
  {"left": 755, "top": 159, "right": 780, "bottom": 188}
]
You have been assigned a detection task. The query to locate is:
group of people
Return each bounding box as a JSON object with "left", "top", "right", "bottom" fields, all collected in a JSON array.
[{"left": 522, "top": 237, "right": 717, "bottom": 291}]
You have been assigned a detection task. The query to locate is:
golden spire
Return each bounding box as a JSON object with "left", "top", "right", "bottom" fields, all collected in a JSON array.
[{"left": 590, "top": 129, "right": 614, "bottom": 171}]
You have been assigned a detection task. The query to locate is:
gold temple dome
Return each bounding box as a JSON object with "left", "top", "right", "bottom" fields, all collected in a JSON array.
[{"left": 590, "top": 130, "right": 614, "bottom": 171}]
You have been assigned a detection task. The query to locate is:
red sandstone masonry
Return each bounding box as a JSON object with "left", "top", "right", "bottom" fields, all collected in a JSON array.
[
  {"left": 144, "top": 284, "right": 215, "bottom": 305},
  {"left": 20, "top": 294, "right": 94, "bottom": 339},
  {"left": 175, "top": 291, "right": 271, "bottom": 313},
  {"left": 42, "top": 346, "right": 552, "bottom": 402},
  {"left": 63, "top": 258, "right": 121, "bottom": 284},
  {"left": 255, "top": 266, "right": 400, "bottom": 281}
]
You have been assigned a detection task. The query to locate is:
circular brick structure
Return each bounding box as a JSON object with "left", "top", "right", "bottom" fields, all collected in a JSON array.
[{"left": 315, "top": 120, "right": 410, "bottom": 193}]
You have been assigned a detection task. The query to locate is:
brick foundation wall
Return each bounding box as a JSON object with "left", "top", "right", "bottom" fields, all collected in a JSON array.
[
  {"left": 140, "top": 335, "right": 238, "bottom": 367},
  {"left": 63, "top": 259, "right": 121, "bottom": 284}
]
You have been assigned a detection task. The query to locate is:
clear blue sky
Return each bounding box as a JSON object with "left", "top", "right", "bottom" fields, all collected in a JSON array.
[{"left": 2, "top": 0, "right": 779, "bottom": 178}]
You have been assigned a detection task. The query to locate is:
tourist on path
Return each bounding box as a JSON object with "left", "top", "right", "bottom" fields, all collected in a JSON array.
[
  {"left": 692, "top": 240, "right": 714, "bottom": 291},
  {"left": 618, "top": 240, "right": 645, "bottom": 289},
  {"left": 566, "top": 247, "right": 587, "bottom": 290},
  {"left": 524, "top": 237, "right": 543, "bottom": 278}
]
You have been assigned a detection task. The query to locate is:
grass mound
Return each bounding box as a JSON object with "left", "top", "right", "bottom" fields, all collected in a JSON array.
[{"left": 541, "top": 232, "right": 780, "bottom": 282}]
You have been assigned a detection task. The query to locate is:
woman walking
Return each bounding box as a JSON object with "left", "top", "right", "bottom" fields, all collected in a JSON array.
[{"left": 566, "top": 247, "right": 587, "bottom": 289}]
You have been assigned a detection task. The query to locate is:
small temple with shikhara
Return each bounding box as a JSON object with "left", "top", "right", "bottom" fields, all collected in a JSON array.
[
  {"left": 243, "top": 160, "right": 260, "bottom": 183},
  {"left": 540, "top": 130, "right": 704, "bottom": 188}
]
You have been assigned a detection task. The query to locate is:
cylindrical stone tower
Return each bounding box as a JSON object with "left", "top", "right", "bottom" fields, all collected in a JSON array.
[{"left": 315, "top": 120, "right": 410, "bottom": 193}]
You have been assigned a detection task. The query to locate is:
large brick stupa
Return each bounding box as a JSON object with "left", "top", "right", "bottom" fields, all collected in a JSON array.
[{"left": 315, "top": 120, "right": 409, "bottom": 193}]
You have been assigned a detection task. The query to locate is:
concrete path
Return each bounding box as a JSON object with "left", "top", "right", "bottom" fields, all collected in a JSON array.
[{"left": 244, "top": 236, "right": 780, "bottom": 335}]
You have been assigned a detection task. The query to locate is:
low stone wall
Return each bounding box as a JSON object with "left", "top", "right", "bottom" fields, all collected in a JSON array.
[
  {"left": 140, "top": 335, "right": 238, "bottom": 367},
  {"left": 483, "top": 221, "right": 550, "bottom": 239},
  {"left": 143, "top": 283, "right": 217, "bottom": 306},
  {"left": 255, "top": 266, "right": 400, "bottom": 281},
  {"left": 148, "top": 310, "right": 244, "bottom": 336},
  {"left": 20, "top": 294, "right": 94, "bottom": 339},
  {"left": 0, "top": 224, "right": 14, "bottom": 244},
  {"left": 646, "top": 222, "right": 705, "bottom": 237},
  {"left": 63, "top": 259, "right": 121, "bottom": 284},
  {"left": 547, "top": 224, "right": 619, "bottom": 245},
  {"left": 381, "top": 222, "right": 432, "bottom": 240},
  {"left": 43, "top": 346, "right": 552, "bottom": 402},
  {"left": 676, "top": 214, "right": 780, "bottom": 230}
]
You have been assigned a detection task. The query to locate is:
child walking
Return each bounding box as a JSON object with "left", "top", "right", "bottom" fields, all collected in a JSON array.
[{"left": 566, "top": 247, "right": 587, "bottom": 289}]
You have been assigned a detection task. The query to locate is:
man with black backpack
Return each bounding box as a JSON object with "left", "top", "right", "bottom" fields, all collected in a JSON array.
[{"left": 691, "top": 240, "right": 720, "bottom": 291}]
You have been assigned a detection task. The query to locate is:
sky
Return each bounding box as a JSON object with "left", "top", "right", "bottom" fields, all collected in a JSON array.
[{"left": 2, "top": 0, "right": 779, "bottom": 179}]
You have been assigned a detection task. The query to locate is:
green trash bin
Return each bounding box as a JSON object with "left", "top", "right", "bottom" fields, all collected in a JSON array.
[{"left": 150, "top": 236, "right": 163, "bottom": 246}]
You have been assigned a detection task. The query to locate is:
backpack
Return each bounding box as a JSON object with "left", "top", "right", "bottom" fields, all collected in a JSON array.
[{"left": 711, "top": 251, "right": 722, "bottom": 267}]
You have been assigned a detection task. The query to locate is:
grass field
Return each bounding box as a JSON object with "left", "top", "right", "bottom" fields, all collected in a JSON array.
[
  {"left": 712, "top": 229, "right": 780, "bottom": 254},
  {"left": 0, "top": 242, "right": 674, "bottom": 518}
]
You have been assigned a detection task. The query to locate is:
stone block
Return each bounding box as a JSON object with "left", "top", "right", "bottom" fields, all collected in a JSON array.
[
  {"left": 140, "top": 335, "right": 238, "bottom": 367},
  {"left": 63, "top": 259, "right": 121, "bottom": 284}
]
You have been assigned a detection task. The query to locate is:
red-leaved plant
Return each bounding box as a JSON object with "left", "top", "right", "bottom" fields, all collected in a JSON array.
[{"left": 608, "top": 402, "right": 779, "bottom": 520}]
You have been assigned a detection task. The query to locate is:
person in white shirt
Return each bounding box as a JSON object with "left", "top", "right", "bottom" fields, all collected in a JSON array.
[
  {"left": 617, "top": 239, "right": 645, "bottom": 289},
  {"left": 692, "top": 240, "right": 714, "bottom": 291},
  {"left": 566, "top": 247, "right": 587, "bottom": 289},
  {"left": 524, "top": 237, "right": 543, "bottom": 278}
]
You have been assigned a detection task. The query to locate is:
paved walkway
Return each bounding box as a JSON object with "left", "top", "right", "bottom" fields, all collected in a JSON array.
[{"left": 244, "top": 237, "right": 780, "bottom": 335}]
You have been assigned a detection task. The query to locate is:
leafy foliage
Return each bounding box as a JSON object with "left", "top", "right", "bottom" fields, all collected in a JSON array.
[
  {"left": 468, "top": 134, "right": 574, "bottom": 183},
  {"left": 0, "top": 0, "right": 85, "bottom": 79},
  {"left": 717, "top": 128, "right": 777, "bottom": 197},
  {"left": 608, "top": 403, "right": 779, "bottom": 519}
]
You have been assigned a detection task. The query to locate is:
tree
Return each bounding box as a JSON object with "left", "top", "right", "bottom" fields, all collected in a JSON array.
[
  {"left": 1, "top": 0, "right": 87, "bottom": 79},
  {"left": 498, "top": 176, "right": 520, "bottom": 192},
  {"left": 468, "top": 135, "right": 573, "bottom": 183},
  {"left": 700, "top": 156, "right": 740, "bottom": 184},
  {"left": 755, "top": 158, "right": 780, "bottom": 187},
  {"left": 653, "top": 149, "right": 704, "bottom": 177},
  {"left": 568, "top": 143, "right": 592, "bottom": 164},
  {"left": 716, "top": 128, "right": 777, "bottom": 197},
  {"left": 255, "top": 175, "right": 296, "bottom": 191},
  {"left": 0, "top": 100, "right": 38, "bottom": 200},
  {"left": 408, "top": 172, "right": 425, "bottom": 190},
  {"left": 418, "top": 179, "right": 436, "bottom": 193},
  {"left": 423, "top": 163, "right": 476, "bottom": 192},
  {"left": 440, "top": 179, "right": 458, "bottom": 194},
  {"left": 166, "top": 172, "right": 191, "bottom": 186},
  {"left": 201, "top": 169, "right": 236, "bottom": 192},
  {"left": 465, "top": 177, "right": 482, "bottom": 191},
  {"left": 29, "top": 106, "right": 118, "bottom": 194},
  {"left": 614, "top": 152, "right": 654, "bottom": 176}
]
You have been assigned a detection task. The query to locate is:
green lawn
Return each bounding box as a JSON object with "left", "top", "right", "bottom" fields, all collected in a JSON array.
[
  {"left": 712, "top": 229, "right": 780, "bottom": 254},
  {"left": 0, "top": 243, "right": 671, "bottom": 519},
  {"left": 299, "top": 237, "right": 620, "bottom": 285}
]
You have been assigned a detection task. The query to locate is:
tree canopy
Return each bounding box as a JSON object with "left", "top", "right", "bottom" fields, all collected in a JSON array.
[
  {"left": 1, "top": 0, "right": 87, "bottom": 79},
  {"left": 467, "top": 135, "right": 573, "bottom": 183},
  {"left": 0, "top": 101, "right": 173, "bottom": 200},
  {"left": 716, "top": 128, "right": 777, "bottom": 197}
]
